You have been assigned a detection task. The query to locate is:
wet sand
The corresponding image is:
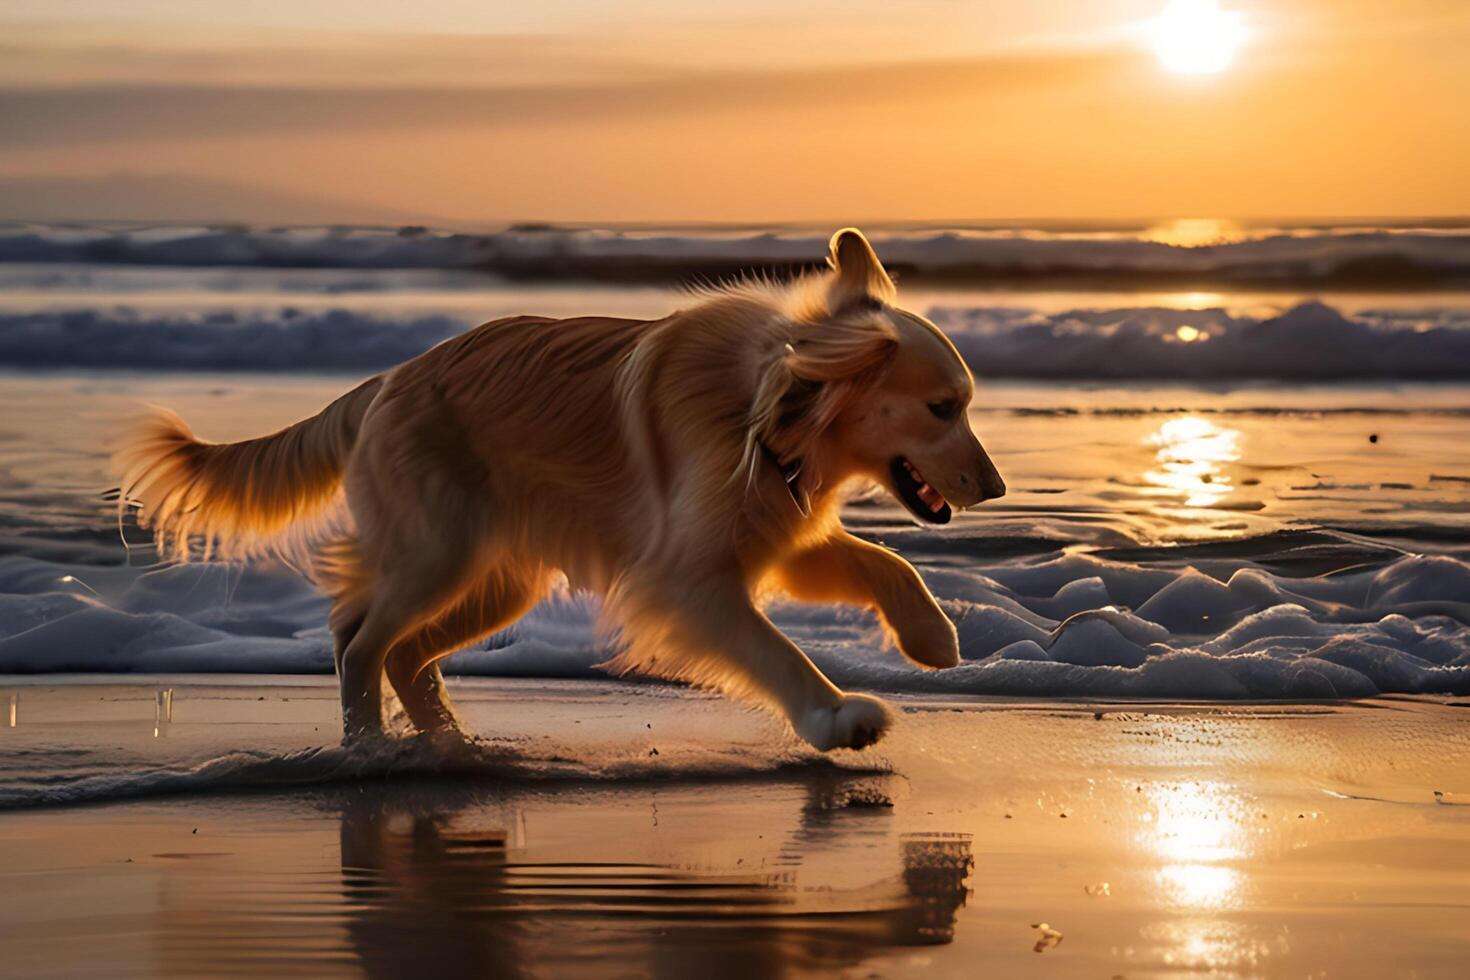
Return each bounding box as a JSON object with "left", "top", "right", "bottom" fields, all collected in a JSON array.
[{"left": 1, "top": 678, "right": 1467, "bottom": 978}]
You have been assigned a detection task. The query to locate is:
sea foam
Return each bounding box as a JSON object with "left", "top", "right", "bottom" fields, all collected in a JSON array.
[{"left": 3, "top": 544, "right": 1467, "bottom": 700}]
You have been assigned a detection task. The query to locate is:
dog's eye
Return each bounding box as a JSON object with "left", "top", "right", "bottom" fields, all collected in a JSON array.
[{"left": 927, "top": 399, "right": 960, "bottom": 421}]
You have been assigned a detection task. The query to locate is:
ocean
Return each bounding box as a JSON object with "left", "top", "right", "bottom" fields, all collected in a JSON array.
[{"left": 2, "top": 218, "right": 1469, "bottom": 700}]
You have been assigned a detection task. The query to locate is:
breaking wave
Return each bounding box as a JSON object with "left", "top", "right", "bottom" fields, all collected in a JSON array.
[
  {"left": 0, "top": 307, "right": 463, "bottom": 371},
  {"left": 4, "top": 302, "right": 1470, "bottom": 379},
  {"left": 2, "top": 222, "right": 1469, "bottom": 286},
  {"left": 931, "top": 302, "right": 1470, "bottom": 380}
]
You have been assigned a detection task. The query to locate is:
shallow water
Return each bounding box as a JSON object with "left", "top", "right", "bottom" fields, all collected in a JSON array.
[{"left": 1, "top": 680, "right": 1467, "bottom": 978}]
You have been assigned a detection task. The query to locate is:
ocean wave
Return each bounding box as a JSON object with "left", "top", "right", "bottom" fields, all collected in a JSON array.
[
  {"left": 4, "top": 302, "right": 1470, "bottom": 379},
  {"left": 2, "top": 223, "right": 1468, "bottom": 286},
  {"left": 0, "top": 307, "right": 464, "bottom": 371},
  {"left": 3, "top": 542, "right": 1468, "bottom": 702},
  {"left": 932, "top": 301, "right": 1470, "bottom": 379}
]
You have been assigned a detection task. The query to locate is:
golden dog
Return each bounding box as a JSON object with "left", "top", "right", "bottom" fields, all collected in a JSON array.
[{"left": 116, "top": 229, "right": 1005, "bottom": 750}]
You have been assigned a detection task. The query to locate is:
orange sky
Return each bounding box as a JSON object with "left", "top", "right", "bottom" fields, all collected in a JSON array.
[{"left": 0, "top": 0, "right": 1466, "bottom": 223}]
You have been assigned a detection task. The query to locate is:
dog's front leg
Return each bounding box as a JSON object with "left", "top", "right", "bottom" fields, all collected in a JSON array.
[
  {"left": 773, "top": 532, "right": 960, "bottom": 669},
  {"left": 618, "top": 575, "right": 892, "bottom": 751}
]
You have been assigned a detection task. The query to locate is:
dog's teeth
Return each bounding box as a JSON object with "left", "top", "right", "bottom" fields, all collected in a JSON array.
[
  {"left": 901, "top": 461, "right": 948, "bottom": 516},
  {"left": 914, "top": 481, "right": 946, "bottom": 514}
]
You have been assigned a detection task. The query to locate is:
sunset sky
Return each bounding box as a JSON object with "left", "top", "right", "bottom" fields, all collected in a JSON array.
[{"left": 0, "top": 0, "right": 1466, "bottom": 224}]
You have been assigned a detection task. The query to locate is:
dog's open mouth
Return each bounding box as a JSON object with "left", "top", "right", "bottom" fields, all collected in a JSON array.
[{"left": 890, "top": 457, "right": 951, "bottom": 524}]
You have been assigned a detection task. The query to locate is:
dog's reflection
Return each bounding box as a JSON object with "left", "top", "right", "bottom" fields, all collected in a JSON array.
[
  {"left": 340, "top": 790, "right": 529, "bottom": 979},
  {"left": 340, "top": 777, "right": 972, "bottom": 979}
]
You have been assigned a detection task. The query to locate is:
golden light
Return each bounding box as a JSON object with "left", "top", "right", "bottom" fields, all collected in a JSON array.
[
  {"left": 1158, "top": 863, "right": 1242, "bottom": 909},
  {"left": 1143, "top": 783, "right": 1247, "bottom": 910},
  {"left": 1143, "top": 218, "right": 1245, "bottom": 247},
  {"left": 1136, "top": 783, "right": 1264, "bottom": 969},
  {"left": 1147, "top": 782, "right": 1245, "bottom": 865},
  {"left": 1174, "top": 324, "right": 1203, "bottom": 343},
  {"left": 1143, "top": 416, "right": 1241, "bottom": 507},
  {"left": 1149, "top": 0, "right": 1246, "bottom": 75}
]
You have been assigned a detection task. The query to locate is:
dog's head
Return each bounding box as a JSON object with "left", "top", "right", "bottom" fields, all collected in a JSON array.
[{"left": 755, "top": 228, "right": 1005, "bottom": 524}]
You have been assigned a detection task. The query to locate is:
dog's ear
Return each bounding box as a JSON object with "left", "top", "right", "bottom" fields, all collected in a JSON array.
[
  {"left": 784, "top": 319, "right": 896, "bottom": 386},
  {"left": 743, "top": 316, "right": 897, "bottom": 506},
  {"left": 827, "top": 227, "right": 895, "bottom": 309}
]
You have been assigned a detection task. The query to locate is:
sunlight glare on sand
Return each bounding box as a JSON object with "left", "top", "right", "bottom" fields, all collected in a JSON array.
[
  {"left": 1143, "top": 416, "right": 1242, "bottom": 507},
  {"left": 1147, "top": 781, "right": 1247, "bottom": 865},
  {"left": 1158, "top": 863, "right": 1243, "bottom": 909},
  {"left": 1145, "top": 782, "right": 1246, "bottom": 908},
  {"left": 1153, "top": 919, "right": 1275, "bottom": 972}
]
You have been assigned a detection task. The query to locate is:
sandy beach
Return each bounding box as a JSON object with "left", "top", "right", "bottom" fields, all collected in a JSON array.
[{"left": 1, "top": 678, "right": 1467, "bottom": 978}]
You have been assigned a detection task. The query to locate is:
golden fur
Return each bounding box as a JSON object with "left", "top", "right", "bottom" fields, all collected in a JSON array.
[{"left": 115, "top": 229, "right": 1005, "bottom": 751}]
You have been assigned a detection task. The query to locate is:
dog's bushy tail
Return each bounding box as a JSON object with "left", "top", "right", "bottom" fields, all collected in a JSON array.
[{"left": 115, "top": 377, "right": 383, "bottom": 562}]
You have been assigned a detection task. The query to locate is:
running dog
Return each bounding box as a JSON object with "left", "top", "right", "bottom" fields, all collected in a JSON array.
[{"left": 116, "top": 229, "right": 1005, "bottom": 751}]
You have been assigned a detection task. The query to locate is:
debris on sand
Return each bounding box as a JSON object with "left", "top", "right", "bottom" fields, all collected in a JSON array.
[
  {"left": 843, "top": 788, "right": 895, "bottom": 809},
  {"left": 1031, "top": 922, "right": 1064, "bottom": 953}
]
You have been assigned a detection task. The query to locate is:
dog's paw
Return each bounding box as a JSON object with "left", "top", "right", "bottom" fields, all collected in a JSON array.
[{"left": 797, "top": 694, "right": 894, "bottom": 752}]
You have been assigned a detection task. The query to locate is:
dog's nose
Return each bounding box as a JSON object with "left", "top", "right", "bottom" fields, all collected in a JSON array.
[{"left": 975, "top": 454, "right": 1006, "bottom": 501}]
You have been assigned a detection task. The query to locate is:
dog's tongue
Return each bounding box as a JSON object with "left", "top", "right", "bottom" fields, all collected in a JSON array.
[{"left": 915, "top": 479, "right": 946, "bottom": 512}]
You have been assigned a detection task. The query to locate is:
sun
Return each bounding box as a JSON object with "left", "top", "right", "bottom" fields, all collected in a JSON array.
[{"left": 1149, "top": 0, "right": 1246, "bottom": 75}]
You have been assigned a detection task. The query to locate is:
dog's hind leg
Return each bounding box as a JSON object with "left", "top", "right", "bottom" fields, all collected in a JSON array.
[
  {"left": 319, "top": 539, "right": 374, "bottom": 719},
  {"left": 315, "top": 536, "right": 369, "bottom": 670},
  {"left": 384, "top": 566, "right": 549, "bottom": 736},
  {"left": 332, "top": 390, "right": 503, "bottom": 740},
  {"left": 334, "top": 528, "right": 492, "bottom": 740}
]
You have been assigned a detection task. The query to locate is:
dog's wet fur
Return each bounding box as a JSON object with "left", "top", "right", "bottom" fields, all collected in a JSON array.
[{"left": 115, "top": 230, "right": 1005, "bottom": 751}]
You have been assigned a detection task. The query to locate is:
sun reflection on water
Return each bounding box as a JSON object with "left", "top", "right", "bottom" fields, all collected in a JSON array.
[
  {"left": 1158, "top": 862, "right": 1242, "bottom": 909},
  {"left": 1143, "top": 416, "right": 1241, "bottom": 507},
  {"left": 1148, "top": 780, "right": 1245, "bottom": 865},
  {"left": 1139, "top": 782, "right": 1261, "bottom": 969}
]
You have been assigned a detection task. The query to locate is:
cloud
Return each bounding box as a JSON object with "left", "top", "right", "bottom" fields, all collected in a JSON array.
[
  {"left": 0, "top": 172, "right": 435, "bottom": 223},
  {"left": 0, "top": 24, "right": 662, "bottom": 89},
  {"left": 0, "top": 51, "right": 1130, "bottom": 149}
]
